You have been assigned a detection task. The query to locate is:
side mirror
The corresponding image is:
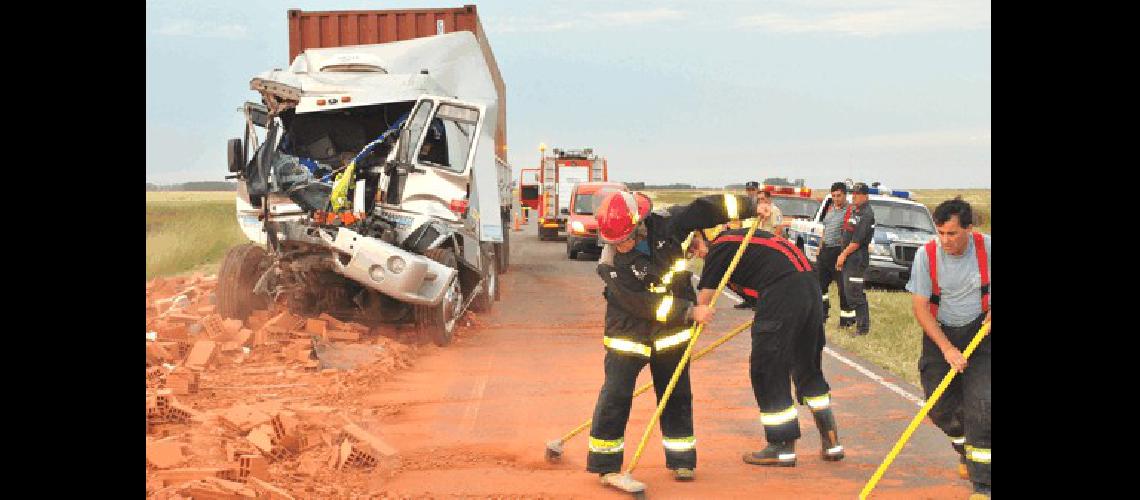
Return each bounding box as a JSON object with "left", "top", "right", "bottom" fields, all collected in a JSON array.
[
  {"left": 396, "top": 127, "right": 412, "bottom": 165},
  {"left": 227, "top": 138, "right": 244, "bottom": 173}
]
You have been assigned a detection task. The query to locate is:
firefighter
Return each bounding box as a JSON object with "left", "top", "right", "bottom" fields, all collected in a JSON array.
[
  {"left": 693, "top": 225, "right": 845, "bottom": 467},
  {"left": 835, "top": 182, "right": 876, "bottom": 335},
  {"left": 586, "top": 190, "right": 756, "bottom": 493},
  {"left": 905, "top": 197, "right": 990, "bottom": 499}
]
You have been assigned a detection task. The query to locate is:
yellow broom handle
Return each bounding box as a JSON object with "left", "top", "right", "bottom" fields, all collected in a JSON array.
[
  {"left": 859, "top": 321, "right": 991, "bottom": 499},
  {"left": 625, "top": 221, "right": 760, "bottom": 473}
]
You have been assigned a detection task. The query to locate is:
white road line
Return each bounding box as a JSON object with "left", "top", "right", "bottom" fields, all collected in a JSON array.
[{"left": 823, "top": 347, "right": 925, "bottom": 408}]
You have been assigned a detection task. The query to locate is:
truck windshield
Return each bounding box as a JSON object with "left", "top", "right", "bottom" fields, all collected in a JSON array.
[
  {"left": 772, "top": 197, "right": 818, "bottom": 218},
  {"left": 574, "top": 193, "right": 594, "bottom": 215},
  {"left": 868, "top": 201, "right": 936, "bottom": 233}
]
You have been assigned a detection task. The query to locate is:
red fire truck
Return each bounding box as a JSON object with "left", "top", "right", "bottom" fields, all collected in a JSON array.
[
  {"left": 536, "top": 147, "right": 608, "bottom": 241},
  {"left": 518, "top": 168, "right": 541, "bottom": 220}
]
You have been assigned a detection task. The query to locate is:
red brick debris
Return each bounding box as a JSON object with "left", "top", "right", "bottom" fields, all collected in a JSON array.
[{"left": 145, "top": 273, "right": 427, "bottom": 497}]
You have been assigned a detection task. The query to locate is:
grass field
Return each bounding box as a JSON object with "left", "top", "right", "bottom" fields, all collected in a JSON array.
[{"left": 146, "top": 192, "right": 247, "bottom": 280}]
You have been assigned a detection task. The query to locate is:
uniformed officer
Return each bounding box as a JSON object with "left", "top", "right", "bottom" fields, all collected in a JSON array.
[
  {"left": 835, "top": 182, "right": 876, "bottom": 335},
  {"left": 694, "top": 226, "right": 845, "bottom": 467}
]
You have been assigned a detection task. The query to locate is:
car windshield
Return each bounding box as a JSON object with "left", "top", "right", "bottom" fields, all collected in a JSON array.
[
  {"left": 574, "top": 193, "right": 594, "bottom": 215},
  {"left": 772, "top": 197, "right": 819, "bottom": 218},
  {"left": 868, "top": 200, "right": 936, "bottom": 232}
]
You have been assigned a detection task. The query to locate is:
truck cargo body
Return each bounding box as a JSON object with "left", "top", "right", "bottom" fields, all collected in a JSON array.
[{"left": 536, "top": 149, "right": 608, "bottom": 240}]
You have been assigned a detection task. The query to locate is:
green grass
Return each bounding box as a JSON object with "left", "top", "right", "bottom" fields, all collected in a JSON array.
[
  {"left": 146, "top": 192, "right": 248, "bottom": 280},
  {"left": 823, "top": 284, "right": 925, "bottom": 386}
]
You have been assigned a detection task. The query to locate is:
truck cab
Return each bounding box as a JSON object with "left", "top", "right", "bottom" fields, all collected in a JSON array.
[
  {"left": 519, "top": 168, "right": 541, "bottom": 216},
  {"left": 787, "top": 186, "right": 937, "bottom": 288},
  {"left": 565, "top": 181, "right": 627, "bottom": 259}
]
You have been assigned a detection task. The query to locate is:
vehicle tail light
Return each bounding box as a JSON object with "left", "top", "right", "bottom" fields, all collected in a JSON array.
[{"left": 450, "top": 199, "right": 469, "bottom": 215}]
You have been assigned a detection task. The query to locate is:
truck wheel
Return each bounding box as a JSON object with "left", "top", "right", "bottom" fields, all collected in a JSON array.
[
  {"left": 416, "top": 248, "right": 463, "bottom": 346},
  {"left": 471, "top": 251, "right": 497, "bottom": 312},
  {"left": 567, "top": 240, "right": 578, "bottom": 260},
  {"left": 217, "top": 243, "right": 269, "bottom": 321}
]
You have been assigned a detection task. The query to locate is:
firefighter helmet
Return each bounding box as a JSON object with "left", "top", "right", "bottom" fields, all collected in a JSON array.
[{"left": 596, "top": 191, "right": 652, "bottom": 244}]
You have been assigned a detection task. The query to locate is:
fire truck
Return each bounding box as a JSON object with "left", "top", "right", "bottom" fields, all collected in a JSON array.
[
  {"left": 518, "top": 168, "right": 541, "bottom": 220},
  {"left": 535, "top": 147, "right": 608, "bottom": 241},
  {"left": 761, "top": 183, "right": 822, "bottom": 238}
]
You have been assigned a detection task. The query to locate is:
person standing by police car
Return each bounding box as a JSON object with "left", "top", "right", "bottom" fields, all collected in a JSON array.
[
  {"left": 817, "top": 182, "right": 853, "bottom": 326},
  {"left": 835, "top": 182, "right": 875, "bottom": 335}
]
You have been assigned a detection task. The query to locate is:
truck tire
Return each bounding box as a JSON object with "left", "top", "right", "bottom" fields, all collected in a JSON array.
[
  {"left": 416, "top": 248, "right": 463, "bottom": 346},
  {"left": 470, "top": 250, "right": 497, "bottom": 312},
  {"left": 217, "top": 243, "right": 270, "bottom": 321},
  {"left": 567, "top": 240, "right": 578, "bottom": 260}
]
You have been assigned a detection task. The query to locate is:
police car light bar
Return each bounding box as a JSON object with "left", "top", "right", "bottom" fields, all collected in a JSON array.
[
  {"left": 761, "top": 184, "right": 811, "bottom": 197},
  {"left": 866, "top": 187, "right": 911, "bottom": 199}
]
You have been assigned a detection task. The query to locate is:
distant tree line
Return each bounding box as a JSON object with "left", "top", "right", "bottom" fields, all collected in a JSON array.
[{"left": 146, "top": 181, "right": 237, "bottom": 192}]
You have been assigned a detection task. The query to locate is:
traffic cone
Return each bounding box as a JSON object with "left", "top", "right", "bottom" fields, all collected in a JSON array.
[{"left": 514, "top": 213, "right": 522, "bottom": 232}]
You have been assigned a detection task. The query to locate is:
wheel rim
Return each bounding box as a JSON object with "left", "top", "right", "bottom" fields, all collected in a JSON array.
[{"left": 442, "top": 278, "right": 463, "bottom": 332}]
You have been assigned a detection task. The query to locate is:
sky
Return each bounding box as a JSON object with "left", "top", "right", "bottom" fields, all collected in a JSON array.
[{"left": 146, "top": 0, "right": 991, "bottom": 189}]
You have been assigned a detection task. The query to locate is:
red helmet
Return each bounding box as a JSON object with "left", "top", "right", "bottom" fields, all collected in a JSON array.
[{"left": 596, "top": 191, "right": 652, "bottom": 244}]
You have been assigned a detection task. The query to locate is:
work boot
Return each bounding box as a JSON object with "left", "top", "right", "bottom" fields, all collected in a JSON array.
[
  {"left": 600, "top": 472, "right": 646, "bottom": 493},
  {"left": 672, "top": 468, "right": 695, "bottom": 481},
  {"left": 812, "top": 408, "right": 844, "bottom": 461},
  {"left": 742, "top": 441, "right": 796, "bottom": 467},
  {"left": 838, "top": 310, "right": 856, "bottom": 328},
  {"left": 952, "top": 442, "right": 969, "bottom": 480},
  {"left": 968, "top": 482, "right": 991, "bottom": 499}
]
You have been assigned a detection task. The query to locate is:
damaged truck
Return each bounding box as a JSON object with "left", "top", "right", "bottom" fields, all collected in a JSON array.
[{"left": 219, "top": 7, "right": 512, "bottom": 346}]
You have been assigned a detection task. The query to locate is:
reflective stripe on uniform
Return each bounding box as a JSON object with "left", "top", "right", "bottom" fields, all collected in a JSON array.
[
  {"left": 965, "top": 445, "right": 990, "bottom": 464},
  {"left": 725, "top": 194, "right": 739, "bottom": 219},
  {"left": 951, "top": 436, "right": 966, "bottom": 445},
  {"left": 827, "top": 445, "right": 844, "bottom": 454},
  {"left": 848, "top": 277, "right": 864, "bottom": 283},
  {"left": 589, "top": 436, "right": 625, "bottom": 453},
  {"left": 760, "top": 406, "right": 798, "bottom": 426},
  {"left": 654, "top": 328, "right": 693, "bottom": 351},
  {"left": 603, "top": 337, "right": 651, "bottom": 357},
  {"left": 662, "top": 436, "right": 697, "bottom": 452},
  {"left": 839, "top": 310, "right": 856, "bottom": 318},
  {"left": 822, "top": 294, "right": 829, "bottom": 301},
  {"left": 803, "top": 394, "right": 831, "bottom": 410},
  {"left": 656, "top": 296, "right": 675, "bottom": 322}
]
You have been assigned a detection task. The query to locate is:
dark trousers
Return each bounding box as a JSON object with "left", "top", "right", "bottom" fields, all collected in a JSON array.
[
  {"left": 586, "top": 346, "right": 696, "bottom": 473},
  {"left": 919, "top": 313, "right": 991, "bottom": 486},
  {"left": 816, "top": 245, "right": 851, "bottom": 324},
  {"left": 750, "top": 274, "right": 832, "bottom": 443},
  {"left": 841, "top": 249, "right": 870, "bottom": 332}
]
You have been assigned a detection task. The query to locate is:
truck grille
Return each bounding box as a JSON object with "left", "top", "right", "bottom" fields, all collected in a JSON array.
[{"left": 892, "top": 244, "right": 919, "bottom": 266}]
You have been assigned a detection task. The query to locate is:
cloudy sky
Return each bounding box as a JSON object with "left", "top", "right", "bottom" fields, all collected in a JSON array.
[{"left": 146, "top": 0, "right": 990, "bottom": 189}]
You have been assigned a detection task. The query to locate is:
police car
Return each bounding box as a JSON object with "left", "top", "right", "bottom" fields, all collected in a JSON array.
[{"left": 785, "top": 184, "right": 937, "bottom": 288}]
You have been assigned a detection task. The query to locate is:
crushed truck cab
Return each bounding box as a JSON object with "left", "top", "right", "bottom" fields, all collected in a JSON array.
[{"left": 221, "top": 16, "right": 510, "bottom": 347}]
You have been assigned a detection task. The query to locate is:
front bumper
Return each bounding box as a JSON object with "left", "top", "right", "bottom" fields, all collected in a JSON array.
[
  {"left": 866, "top": 258, "right": 911, "bottom": 287},
  {"left": 317, "top": 227, "right": 457, "bottom": 306},
  {"left": 568, "top": 234, "right": 601, "bottom": 253}
]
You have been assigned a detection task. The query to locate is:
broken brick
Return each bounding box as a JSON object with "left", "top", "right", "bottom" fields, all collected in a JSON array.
[
  {"left": 166, "top": 368, "right": 199, "bottom": 395},
  {"left": 183, "top": 340, "right": 218, "bottom": 370},
  {"left": 342, "top": 424, "right": 398, "bottom": 458},
  {"left": 222, "top": 319, "right": 244, "bottom": 337},
  {"left": 179, "top": 477, "right": 257, "bottom": 499},
  {"left": 196, "top": 304, "right": 217, "bottom": 316},
  {"left": 146, "top": 440, "right": 187, "bottom": 469},
  {"left": 147, "top": 342, "right": 173, "bottom": 365},
  {"left": 221, "top": 405, "right": 273, "bottom": 434},
  {"left": 236, "top": 328, "right": 253, "bottom": 346},
  {"left": 326, "top": 329, "right": 360, "bottom": 341},
  {"left": 200, "top": 314, "right": 226, "bottom": 339},
  {"left": 304, "top": 319, "right": 327, "bottom": 337},
  {"left": 237, "top": 454, "right": 269, "bottom": 482},
  {"left": 246, "top": 424, "right": 276, "bottom": 455},
  {"left": 154, "top": 467, "right": 228, "bottom": 487},
  {"left": 247, "top": 478, "right": 295, "bottom": 500}
]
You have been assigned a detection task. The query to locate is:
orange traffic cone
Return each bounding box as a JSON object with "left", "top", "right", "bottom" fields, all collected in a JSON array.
[{"left": 513, "top": 213, "right": 522, "bottom": 232}]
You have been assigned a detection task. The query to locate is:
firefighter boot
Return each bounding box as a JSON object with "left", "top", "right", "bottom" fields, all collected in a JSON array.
[
  {"left": 838, "top": 309, "right": 856, "bottom": 328},
  {"left": 672, "top": 468, "right": 695, "bottom": 481},
  {"left": 853, "top": 304, "right": 870, "bottom": 335},
  {"left": 742, "top": 441, "right": 796, "bottom": 467},
  {"left": 812, "top": 408, "right": 844, "bottom": 461},
  {"left": 968, "top": 482, "right": 991, "bottom": 499},
  {"left": 952, "top": 441, "right": 969, "bottom": 480}
]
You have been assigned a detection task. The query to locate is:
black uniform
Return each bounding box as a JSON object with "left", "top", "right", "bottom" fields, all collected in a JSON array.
[
  {"left": 698, "top": 228, "right": 836, "bottom": 445},
  {"left": 839, "top": 201, "right": 875, "bottom": 334},
  {"left": 586, "top": 194, "right": 753, "bottom": 474}
]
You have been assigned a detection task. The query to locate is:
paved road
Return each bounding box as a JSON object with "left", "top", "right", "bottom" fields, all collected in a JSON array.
[{"left": 360, "top": 220, "right": 971, "bottom": 499}]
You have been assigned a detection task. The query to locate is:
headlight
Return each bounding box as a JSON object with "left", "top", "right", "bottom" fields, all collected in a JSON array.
[
  {"left": 571, "top": 220, "right": 585, "bottom": 233},
  {"left": 869, "top": 243, "right": 893, "bottom": 257}
]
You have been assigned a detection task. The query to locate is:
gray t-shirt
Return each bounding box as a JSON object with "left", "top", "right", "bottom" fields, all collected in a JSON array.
[
  {"left": 821, "top": 204, "right": 847, "bottom": 247},
  {"left": 906, "top": 233, "right": 991, "bottom": 327}
]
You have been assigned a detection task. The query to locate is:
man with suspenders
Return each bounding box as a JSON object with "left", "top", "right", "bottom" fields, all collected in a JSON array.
[
  {"left": 693, "top": 226, "right": 845, "bottom": 467},
  {"left": 905, "top": 197, "right": 991, "bottom": 499}
]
